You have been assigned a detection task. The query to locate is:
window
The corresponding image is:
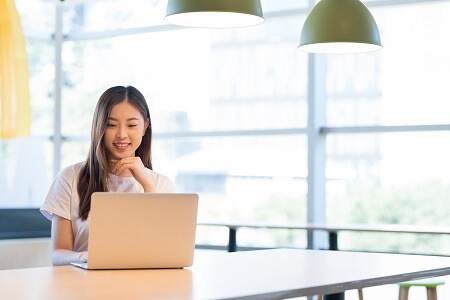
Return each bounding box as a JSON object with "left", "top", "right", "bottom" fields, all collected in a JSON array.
[
  {"left": 326, "top": 2, "right": 450, "bottom": 126},
  {"left": 3, "top": 0, "right": 450, "bottom": 255},
  {"left": 60, "top": 4, "right": 309, "bottom": 246},
  {"left": 0, "top": 0, "right": 54, "bottom": 208},
  {"left": 325, "top": 2, "right": 450, "bottom": 254}
]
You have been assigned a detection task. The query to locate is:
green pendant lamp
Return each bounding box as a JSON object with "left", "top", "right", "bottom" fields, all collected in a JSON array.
[
  {"left": 298, "top": 0, "right": 382, "bottom": 53},
  {"left": 165, "top": 0, "right": 264, "bottom": 28}
]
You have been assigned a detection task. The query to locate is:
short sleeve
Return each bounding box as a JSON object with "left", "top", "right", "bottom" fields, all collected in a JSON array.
[
  {"left": 160, "top": 177, "right": 177, "bottom": 193},
  {"left": 40, "top": 166, "right": 75, "bottom": 220},
  {"left": 156, "top": 176, "right": 177, "bottom": 193}
]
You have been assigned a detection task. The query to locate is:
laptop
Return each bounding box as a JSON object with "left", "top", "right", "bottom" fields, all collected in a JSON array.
[{"left": 71, "top": 192, "right": 199, "bottom": 270}]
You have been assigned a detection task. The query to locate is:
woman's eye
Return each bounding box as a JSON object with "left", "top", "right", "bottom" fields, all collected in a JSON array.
[
  {"left": 129, "top": 124, "right": 137, "bottom": 127},
  {"left": 107, "top": 124, "right": 116, "bottom": 127}
]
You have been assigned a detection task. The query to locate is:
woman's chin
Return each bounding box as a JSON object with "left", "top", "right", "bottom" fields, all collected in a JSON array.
[
  {"left": 108, "top": 149, "right": 135, "bottom": 160},
  {"left": 109, "top": 151, "right": 134, "bottom": 160}
]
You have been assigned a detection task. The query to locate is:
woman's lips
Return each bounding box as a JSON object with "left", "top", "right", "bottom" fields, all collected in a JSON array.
[{"left": 113, "top": 143, "right": 130, "bottom": 151}]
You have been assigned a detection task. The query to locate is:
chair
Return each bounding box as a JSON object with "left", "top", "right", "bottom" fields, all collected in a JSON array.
[
  {"left": 397, "top": 280, "right": 445, "bottom": 300},
  {"left": 318, "top": 289, "right": 363, "bottom": 300}
]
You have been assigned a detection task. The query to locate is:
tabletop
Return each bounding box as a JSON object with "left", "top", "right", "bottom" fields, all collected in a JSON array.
[{"left": 1, "top": 248, "right": 450, "bottom": 300}]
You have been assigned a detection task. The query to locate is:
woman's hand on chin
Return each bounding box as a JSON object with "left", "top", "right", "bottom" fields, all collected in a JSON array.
[{"left": 111, "top": 157, "right": 154, "bottom": 192}]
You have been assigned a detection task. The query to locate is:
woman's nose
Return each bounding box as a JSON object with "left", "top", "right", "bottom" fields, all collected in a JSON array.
[{"left": 116, "top": 126, "right": 127, "bottom": 139}]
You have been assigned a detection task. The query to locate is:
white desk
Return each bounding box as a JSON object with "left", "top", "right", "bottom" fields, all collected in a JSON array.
[{"left": 1, "top": 249, "right": 450, "bottom": 299}]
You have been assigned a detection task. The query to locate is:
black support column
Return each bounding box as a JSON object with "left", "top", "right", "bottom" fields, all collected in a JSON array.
[
  {"left": 228, "top": 228, "right": 237, "bottom": 252},
  {"left": 324, "top": 231, "right": 344, "bottom": 300}
]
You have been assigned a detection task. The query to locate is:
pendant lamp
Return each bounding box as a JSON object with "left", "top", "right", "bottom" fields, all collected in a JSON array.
[
  {"left": 165, "top": 0, "right": 264, "bottom": 28},
  {"left": 298, "top": 0, "right": 382, "bottom": 53}
]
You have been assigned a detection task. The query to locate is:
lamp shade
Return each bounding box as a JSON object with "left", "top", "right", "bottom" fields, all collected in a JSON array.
[
  {"left": 298, "top": 0, "right": 382, "bottom": 53},
  {"left": 165, "top": 0, "right": 264, "bottom": 28}
]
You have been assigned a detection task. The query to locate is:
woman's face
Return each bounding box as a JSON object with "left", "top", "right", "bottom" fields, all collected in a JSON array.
[{"left": 103, "top": 101, "right": 149, "bottom": 161}]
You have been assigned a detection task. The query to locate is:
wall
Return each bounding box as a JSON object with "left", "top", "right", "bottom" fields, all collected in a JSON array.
[{"left": 0, "top": 238, "right": 51, "bottom": 270}]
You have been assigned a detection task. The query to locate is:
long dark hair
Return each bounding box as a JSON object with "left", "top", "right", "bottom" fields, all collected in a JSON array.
[{"left": 77, "top": 86, "right": 152, "bottom": 220}]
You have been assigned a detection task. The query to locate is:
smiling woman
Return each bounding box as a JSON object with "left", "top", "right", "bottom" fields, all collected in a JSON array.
[{"left": 40, "top": 86, "right": 177, "bottom": 266}]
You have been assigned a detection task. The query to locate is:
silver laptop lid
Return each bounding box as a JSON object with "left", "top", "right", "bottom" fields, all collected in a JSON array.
[{"left": 87, "top": 193, "right": 198, "bottom": 269}]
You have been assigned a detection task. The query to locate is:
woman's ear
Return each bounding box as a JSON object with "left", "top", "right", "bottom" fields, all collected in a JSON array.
[{"left": 143, "top": 118, "right": 150, "bottom": 136}]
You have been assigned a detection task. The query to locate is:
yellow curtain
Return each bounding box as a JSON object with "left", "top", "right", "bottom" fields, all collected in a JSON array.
[{"left": 0, "top": 0, "right": 31, "bottom": 138}]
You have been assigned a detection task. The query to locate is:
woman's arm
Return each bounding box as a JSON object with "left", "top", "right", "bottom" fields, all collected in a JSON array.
[{"left": 51, "top": 215, "right": 88, "bottom": 266}]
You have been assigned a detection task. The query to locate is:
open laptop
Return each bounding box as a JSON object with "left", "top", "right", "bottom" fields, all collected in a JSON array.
[{"left": 71, "top": 192, "right": 198, "bottom": 270}]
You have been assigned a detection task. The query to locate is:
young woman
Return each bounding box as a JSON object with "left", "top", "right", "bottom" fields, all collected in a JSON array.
[{"left": 40, "top": 86, "right": 176, "bottom": 266}]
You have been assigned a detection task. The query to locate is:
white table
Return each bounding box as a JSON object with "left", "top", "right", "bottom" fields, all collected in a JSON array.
[
  {"left": 197, "top": 221, "right": 450, "bottom": 299},
  {"left": 1, "top": 249, "right": 450, "bottom": 299}
]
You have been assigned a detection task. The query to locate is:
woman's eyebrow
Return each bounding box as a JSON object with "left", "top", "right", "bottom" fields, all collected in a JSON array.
[{"left": 108, "top": 117, "right": 140, "bottom": 121}]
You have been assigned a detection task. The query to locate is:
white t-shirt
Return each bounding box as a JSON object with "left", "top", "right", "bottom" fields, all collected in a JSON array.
[{"left": 40, "top": 162, "right": 176, "bottom": 252}]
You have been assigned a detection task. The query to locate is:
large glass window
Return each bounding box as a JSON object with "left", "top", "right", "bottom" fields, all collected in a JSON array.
[
  {"left": 326, "top": 2, "right": 450, "bottom": 126},
  {"left": 326, "top": 132, "right": 450, "bottom": 254},
  {"left": 154, "top": 135, "right": 307, "bottom": 220},
  {"left": 61, "top": 16, "right": 307, "bottom": 135},
  {"left": 59, "top": 4, "right": 308, "bottom": 246},
  {"left": 324, "top": 1, "right": 450, "bottom": 255},
  {"left": 63, "top": 0, "right": 166, "bottom": 33},
  {"left": 4, "top": 0, "right": 450, "bottom": 254},
  {"left": 0, "top": 1, "right": 54, "bottom": 208},
  {"left": 28, "top": 40, "right": 55, "bottom": 136},
  {"left": 15, "top": 0, "right": 55, "bottom": 33}
]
